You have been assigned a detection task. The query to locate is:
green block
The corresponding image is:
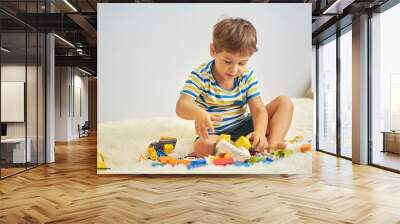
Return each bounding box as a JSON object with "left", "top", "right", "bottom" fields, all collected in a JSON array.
[
  {"left": 283, "top": 149, "right": 293, "bottom": 157},
  {"left": 249, "top": 156, "right": 263, "bottom": 164},
  {"left": 288, "top": 135, "right": 304, "bottom": 144},
  {"left": 273, "top": 150, "right": 285, "bottom": 159}
]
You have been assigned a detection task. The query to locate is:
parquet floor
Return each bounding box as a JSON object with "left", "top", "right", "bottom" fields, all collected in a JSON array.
[
  {"left": 1, "top": 167, "right": 26, "bottom": 178},
  {"left": 0, "top": 135, "right": 400, "bottom": 224}
]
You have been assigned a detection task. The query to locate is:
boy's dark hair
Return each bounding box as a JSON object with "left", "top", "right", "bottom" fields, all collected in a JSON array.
[{"left": 213, "top": 18, "right": 258, "bottom": 55}]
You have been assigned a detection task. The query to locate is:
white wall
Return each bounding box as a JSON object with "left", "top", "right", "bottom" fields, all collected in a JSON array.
[
  {"left": 1, "top": 66, "right": 26, "bottom": 126},
  {"left": 1, "top": 64, "right": 46, "bottom": 163},
  {"left": 55, "top": 67, "right": 89, "bottom": 141},
  {"left": 98, "top": 3, "right": 312, "bottom": 123},
  {"left": 1, "top": 65, "right": 42, "bottom": 138},
  {"left": 1, "top": 82, "right": 25, "bottom": 122},
  {"left": 312, "top": 46, "right": 316, "bottom": 94},
  {"left": 72, "top": 73, "right": 89, "bottom": 138},
  {"left": 55, "top": 67, "right": 68, "bottom": 141}
]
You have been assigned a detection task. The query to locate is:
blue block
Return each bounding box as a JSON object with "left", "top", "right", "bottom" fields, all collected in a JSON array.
[
  {"left": 233, "top": 161, "right": 251, "bottom": 167},
  {"left": 151, "top": 162, "right": 164, "bottom": 167},
  {"left": 187, "top": 159, "right": 207, "bottom": 170},
  {"left": 156, "top": 150, "right": 167, "bottom": 157},
  {"left": 234, "top": 161, "right": 243, "bottom": 166},
  {"left": 262, "top": 158, "right": 273, "bottom": 164}
]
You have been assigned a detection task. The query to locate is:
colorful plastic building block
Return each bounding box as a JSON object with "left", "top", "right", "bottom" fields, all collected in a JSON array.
[
  {"left": 249, "top": 156, "right": 263, "bottom": 164},
  {"left": 218, "top": 134, "right": 231, "bottom": 143},
  {"left": 137, "top": 153, "right": 147, "bottom": 162},
  {"left": 97, "top": 152, "right": 109, "bottom": 169},
  {"left": 272, "top": 149, "right": 293, "bottom": 159},
  {"left": 300, "top": 144, "right": 312, "bottom": 153},
  {"left": 187, "top": 159, "right": 207, "bottom": 169},
  {"left": 177, "top": 159, "right": 191, "bottom": 165},
  {"left": 283, "top": 149, "right": 293, "bottom": 157},
  {"left": 163, "top": 144, "right": 174, "bottom": 154},
  {"left": 148, "top": 147, "right": 158, "bottom": 161},
  {"left": 213, "top": 157, "right": 234, "bottom": 165},
  {"left": 223, "top": 153, "right": 232, "bottom": 159},
  {"left": 156, "top": 149, "right": 168, "bottom": 158},
  {"left": 262, "top": 157, "right": 274, "bottom": 164},
  {"left": 234, "top": 136, "right": 252, "bottom": 150},
  {"left": 233, "top": 161, "right": 250, "bottom": 167},
  {"left": 151, "top": 162, "right": 165, "bottom": 167},
  {"left": 152, "top": 156, "right": 191, "bottom": 166},
  {"left": 160, "top": 136, "right": 176, "bottom": 141},
  {"left": 272, "top": 150, "right": 285, "bottom": 159},
  {"left": 263, "top": 154, "right": 274, "bottom": 161},
  {"left": 288, "top": 135, "right": 304, "bottom": 144},
  {"left": 159, "top": 156, "right": 178, "bottom": 166},
  {"left": 216, "top": 139, "right": 251, "bottom": 162},
  {"left": 148, "top": 137, "right": 177, "bottom": 154}
]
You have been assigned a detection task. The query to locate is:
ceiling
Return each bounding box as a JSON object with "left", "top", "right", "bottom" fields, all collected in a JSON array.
[{"left": 0, "top": 0, "right": 392, "bottom": 75}]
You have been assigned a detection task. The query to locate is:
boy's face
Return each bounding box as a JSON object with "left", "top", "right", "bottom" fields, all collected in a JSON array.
[{"left": 210, "top": 44, "right": 251, "bottom": 82}]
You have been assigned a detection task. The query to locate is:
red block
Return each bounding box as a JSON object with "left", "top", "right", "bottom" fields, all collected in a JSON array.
[{"left": 213, "top": 158, "right": 234, "bottom": 166}]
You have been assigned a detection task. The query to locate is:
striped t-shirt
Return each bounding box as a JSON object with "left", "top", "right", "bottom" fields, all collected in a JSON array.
[{"left": 180, "top": 59, "right": 261, "bottom": 133}]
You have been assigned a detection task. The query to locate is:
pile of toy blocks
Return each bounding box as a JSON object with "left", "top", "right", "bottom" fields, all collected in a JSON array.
[
  {"left": 208, "top": 134, "right": 277, "bottom": 168},
  {"left": 138, "top": 135, "right": 312, "bottom": 170},
  {"left": 137, "top": 136, "right": 193, "bottom": 166}
]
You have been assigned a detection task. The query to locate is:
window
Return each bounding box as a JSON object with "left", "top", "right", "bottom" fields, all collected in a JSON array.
[
  {"left": 0, "top": 1, "right": 47, "bottom": 179},
  {"left": 340, "top": 28, "right": 352, "bottom": 158},
  {"left": 370, "top": 2, "right": 400, "bottom": 171},
  {"left": 318, "top": 36, "right": 337, "bottom": 154}
]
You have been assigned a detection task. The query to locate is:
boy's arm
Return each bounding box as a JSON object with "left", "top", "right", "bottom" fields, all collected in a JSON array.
[
  {"left": 176, "top": 94, "right": 206, "bottom": 120},
  {"left": 176, "top": 94, "right": 220, "bottom": 139},
  {"left": 248, "top": 96, "right": 268, "bottom": 136}
]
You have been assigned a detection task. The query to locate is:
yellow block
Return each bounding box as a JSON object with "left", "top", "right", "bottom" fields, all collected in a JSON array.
[
  {"left": 163, "top": 144, "right": 174, "bottom": 154},
  {"left": 148, "top": 147, "right": 158, "bottom": 161},
  {"left": 97, "top": 152, "right": 108, "bottom": 169},
  {"left": 218, "top": 134, "right": 231, "bottom": 143},
  {"left": 235, "top": 136, "right": 251, "bottom": 150}
]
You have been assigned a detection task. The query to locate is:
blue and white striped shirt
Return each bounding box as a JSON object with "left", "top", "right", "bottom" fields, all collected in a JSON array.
[{"left": 180, "top": 59, "right": 261, "bottom": 133}]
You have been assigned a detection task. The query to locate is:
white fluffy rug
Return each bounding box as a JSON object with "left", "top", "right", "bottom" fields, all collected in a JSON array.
[{"left": 98, "top": 98, "right": 314, "bottom": 174}]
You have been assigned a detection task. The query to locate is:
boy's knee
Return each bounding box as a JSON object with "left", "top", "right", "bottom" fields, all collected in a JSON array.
[{"left": 277, "top": 95, "right": 293, "bottom": 111}]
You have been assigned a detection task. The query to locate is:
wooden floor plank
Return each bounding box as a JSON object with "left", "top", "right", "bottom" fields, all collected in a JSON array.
[{"left": 0, "top": 135, "right": 399, "bottom": 223}]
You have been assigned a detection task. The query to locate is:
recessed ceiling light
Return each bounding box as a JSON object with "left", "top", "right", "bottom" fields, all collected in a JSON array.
[
  {"left": 63, "top": 0, "right": 78, "bottom": 12},
  {"left": 322, "top": 0, "right": 354, "bottom": 15},
  {"left": 1, "top": 47, "right": 11, "bottom": 53},
  {"left": 78, "top": 67, "right": 93, "bottom": 76},
  {"left": 54, "top": 34, "right": 75, "bottom": 48}
]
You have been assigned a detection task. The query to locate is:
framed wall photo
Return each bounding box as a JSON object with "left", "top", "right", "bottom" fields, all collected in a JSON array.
[{"left": 97, "top": 3, "right": 313, "bottom": 174}]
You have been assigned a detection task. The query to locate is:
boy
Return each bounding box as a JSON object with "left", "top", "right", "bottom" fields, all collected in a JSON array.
[{"left": 176, "top": 18, "right": 293, "bottom": 157}]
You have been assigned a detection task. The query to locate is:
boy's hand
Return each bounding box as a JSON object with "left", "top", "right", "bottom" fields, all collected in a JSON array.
[
  {"left": 195, "top": 111, "right": 223, "bottom": 139},
  {"left": 246, "top": 131, "right": 268, "bottom": 153}
]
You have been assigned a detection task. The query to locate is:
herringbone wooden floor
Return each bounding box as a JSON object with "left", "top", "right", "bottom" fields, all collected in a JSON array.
[{"left": 1, "top": 135, "right": 400, "bottom": 224}]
